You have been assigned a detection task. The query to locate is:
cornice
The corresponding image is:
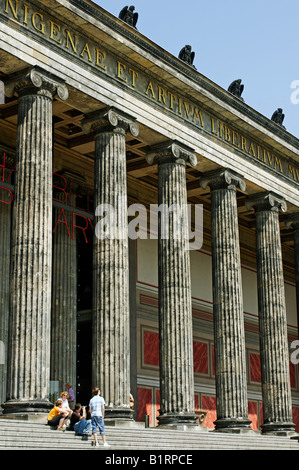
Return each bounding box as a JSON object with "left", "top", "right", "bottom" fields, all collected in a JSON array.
[{"left": 69, "top": 0, "right": 299, "bottom": 151}]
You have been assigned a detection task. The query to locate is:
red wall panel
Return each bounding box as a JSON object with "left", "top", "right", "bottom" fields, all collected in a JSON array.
[
  {"left": 248, "top": 401, "right": 258, "bottom": 431},
  {"left": 193, "top": 341, "right": 208, "bottom": 374},
  {"left": 202, "top": 395, "right": 216, "bottom": 429},
  {"left": 143, "top": 330, "right": 159, "bottom": 366},
  {"left": 137, "top": 387, "right": 153, "bottom": 424},
  {"left": 250, "top": 353, "right": 262, "bottom": 383}
]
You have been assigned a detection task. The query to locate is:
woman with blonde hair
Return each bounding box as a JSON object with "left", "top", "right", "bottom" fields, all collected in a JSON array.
[
  {"left": 47, "top": 399, "right": 69, "bottom": 430},
  {"left": 60, "top": 391, "right": 73, "bottom": 415}
]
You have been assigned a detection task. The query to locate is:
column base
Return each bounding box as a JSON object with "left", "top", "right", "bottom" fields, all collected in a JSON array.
[
  {"left": 1, "top": 399, "right": 52, "bottom": 421},
  {"left": 261, "top": 421, "right": 296, "bottom": 436},
  {"left": 157, "top": 412, "right": 199, "bottom": 430},
  {"left": 104, "top": 407, "right": 134, "bottom": 422},
  {"left": 158, "top": 424, "right": 209, "bottom": 432},
  {"left": 214, "top": 417, "right": 253, "bottom": 433},
  {"left": 105, "top": 419, "right": 145, "bottom": 428}
]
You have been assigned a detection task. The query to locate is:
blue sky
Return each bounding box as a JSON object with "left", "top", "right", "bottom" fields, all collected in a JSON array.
[{"left": 93, "top": 1, "right": 299, "bottom": 139}]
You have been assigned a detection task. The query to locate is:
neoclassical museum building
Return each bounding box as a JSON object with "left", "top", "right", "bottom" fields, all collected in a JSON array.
[{"left": 0, "top": 0, "right": 299, "bottom": 436}]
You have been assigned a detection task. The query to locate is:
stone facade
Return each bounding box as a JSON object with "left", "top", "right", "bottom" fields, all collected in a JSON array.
[
  {"left": 0, "top": 0, "right": 298, "bottom": 436},
  {"left": 201, "top": 169, "right": 251, "bottom": 432}
]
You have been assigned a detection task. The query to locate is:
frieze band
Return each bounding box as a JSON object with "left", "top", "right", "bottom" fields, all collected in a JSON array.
[{"left": 1, "top": 0, "right": 298, "bottom": 184}]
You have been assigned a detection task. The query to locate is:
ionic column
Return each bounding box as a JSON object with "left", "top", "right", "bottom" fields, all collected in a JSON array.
[
  {"left": 201, "top": 168, "right": 251, "bottom": 432},
  {"left": 82, "top": 107, "right": 139, "bottom": 420},
  {"left": 285, "top": 213, "right": 299, "bottom": 338},
  {"left": 246, "top": 192, "right": 295, "bottom": 435},
  {"left": 0, "top": 153, "right": 14, "bottom": 407},
  {"left": 2, "top": 67, "right": 68, "bottom": 416},
  {"left": 147, "top": 141, "right": 198, "bottom": 427},
  {"left": 50, "top": 172, "right": 85, "bottom": 398}
]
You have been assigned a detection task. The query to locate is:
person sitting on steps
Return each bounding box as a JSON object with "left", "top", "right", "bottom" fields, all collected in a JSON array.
[
  {"left": 70, "top": 403, "right": 92, "bottom": 437},
  {"left": 47, "top": 399, "right": 69, "bottom": 430}
]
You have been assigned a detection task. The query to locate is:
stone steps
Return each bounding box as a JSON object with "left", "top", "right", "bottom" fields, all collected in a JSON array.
[{"left": 0, "top": 419, "right": 298, "bottom": 450}]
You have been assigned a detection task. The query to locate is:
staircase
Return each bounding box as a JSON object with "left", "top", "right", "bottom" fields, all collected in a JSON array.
[{"left": 0, "top": 419, "right": 298, "bottom": 450}]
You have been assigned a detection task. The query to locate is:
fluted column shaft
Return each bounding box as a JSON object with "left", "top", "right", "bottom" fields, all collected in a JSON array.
[
  {"left": 201, "top": 169, "right": 251, "bottom": 432},
  {"left": 285, "top": 214, "right": 299, "bottom": 337},
  {"left": 0, "top": 155, "right": 13, "bottom": 407},
  {"left": 247, "top": 192, "right": 295, "bottom": 435},
  {"left": 51, "top": 177, "right": 82, "bottom": 397},
  {"left": 147, "top": 141, "right": 198, "bottom": 427},
  {"left": 82, "top": 108, "right": 139, "bottom": 420},
  {"left": 2, "top": 67, "right": 68, "bottom": 415}
]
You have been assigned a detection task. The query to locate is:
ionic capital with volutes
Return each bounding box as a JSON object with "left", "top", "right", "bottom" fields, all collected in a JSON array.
[
  {"left": 146, "top": 140, "right": 197, "bottom": 167},
  {"left": 200, "top": 168, "right": 246, "bottom": 192},
  {"left": 82, "top": 106, "right": 139, "bottom": 137},
  {"left": 285, "top": 212, "right": 299, "bottom": 231},
  {"left": 4, "top": 66, "right": 68, "bottom": 101},
  {"left": 246, "top": 191, "right": 287, "bottom": 213}
]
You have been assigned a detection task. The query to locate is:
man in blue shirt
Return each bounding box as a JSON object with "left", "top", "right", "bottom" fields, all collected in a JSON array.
[{"left": 89, "top": 387, "right": 110, "bottom": 447}]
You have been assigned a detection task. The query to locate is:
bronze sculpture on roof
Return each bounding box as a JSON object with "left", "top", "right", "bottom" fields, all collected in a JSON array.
[
  {"left": 228, "top": 79, "right": 244, "bottom": 101},
  {"left": 119, "top": 6, "right": 138, "bottom": 28},
  {"left": 271, "top": 108, "right": 285, "bottom": 128},
  {"left": 178, "top": 45, "right": 196, "bottom": 69}
]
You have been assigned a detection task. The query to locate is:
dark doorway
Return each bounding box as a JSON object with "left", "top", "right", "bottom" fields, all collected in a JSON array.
[
  {"left": 76, "top": 319, "right": 92, "bottom": 406},
  {"left": 76, "top": 223, "right": 93, "bottom": 406}
]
